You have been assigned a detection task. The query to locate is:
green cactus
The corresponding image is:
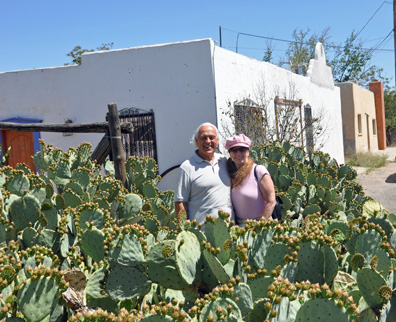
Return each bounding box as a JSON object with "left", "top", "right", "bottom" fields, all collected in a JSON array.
[
  {"left": 105, "top": 264, "right": 151, "bottom": 301},
  {"left": 116, "top": 193, "right": 143, "bottom": 222},
  {"left": 9, "top": 195, "right": 40, "bottom": 231},
  {"left": 248, "top": 275, "right": 274, "bottom": 302},
  {"left": 78, "top": 203, "right": 105, "bottom": 230},
  {"left": 295, "top": 298, "right": 349, "bottom": 321},
  {"left": 231, "top": 282, "right": 253, "bottom": 318},
  {"left": 107, "top": 227, "right": 145, "bottom": 267},
  {"left": 295, "top": 241, "right": 338, "bottom": 285},
  {"left": 80, "top": 227, "right": 105, "bottom": 263},
  {"left": 17, "top": 275, "right": 61, "bottom": 322},
  {"left": 5, "top": 171, "right": 30, "bottom": 196},
  {"left": 175, "top": 230, "right": 201, "bottom": 285},
  {"left": 198, "top": 297, "right": 242, "bottom": 322},
  {"left": 357, "top": 267, "right": 389, "bottom": 309},
  {"left": 202, "top": 249, "right": 232, "bottom": 285},
  {"left": 205, "top": 216, "right": 232, "bottom": 265},
  {"left": 146, "top": 240, "right": 190, "bottom": 290}
]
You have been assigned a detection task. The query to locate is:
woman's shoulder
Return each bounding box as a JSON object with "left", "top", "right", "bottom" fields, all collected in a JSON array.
[{"left": 254, "top": 164, "right": 269, "bottom": 177}]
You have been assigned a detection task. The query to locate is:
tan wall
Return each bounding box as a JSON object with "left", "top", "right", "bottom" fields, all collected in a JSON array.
[
  {"left": 338, "top": 83, "right": 356, "bottom": 155},
  {"left": 337, "top": 82, "right": 379, "bottom": 156}
]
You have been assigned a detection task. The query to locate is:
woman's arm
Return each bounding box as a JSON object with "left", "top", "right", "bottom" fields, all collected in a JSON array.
[{"left": 258, "top": 174, "right": 276, "bottom": 220}]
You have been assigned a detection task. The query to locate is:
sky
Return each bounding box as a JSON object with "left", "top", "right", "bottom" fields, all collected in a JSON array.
[{"left": 1, "top": 0, "right": 394, "bottom": 86}]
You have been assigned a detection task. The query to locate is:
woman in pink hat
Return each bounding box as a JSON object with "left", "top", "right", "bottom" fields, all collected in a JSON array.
[{"left": 225, "top": 134, "right": 276, "bottom": 226}]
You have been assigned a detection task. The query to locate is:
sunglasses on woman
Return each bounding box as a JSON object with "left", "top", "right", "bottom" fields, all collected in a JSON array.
[{"left": 229, "top": 147, "right": 249, "bottom": 153}]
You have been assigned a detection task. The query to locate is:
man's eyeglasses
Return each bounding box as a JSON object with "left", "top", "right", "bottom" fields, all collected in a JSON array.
[{"left": 229, "top": 147, "right": 249, "bottom": 153}]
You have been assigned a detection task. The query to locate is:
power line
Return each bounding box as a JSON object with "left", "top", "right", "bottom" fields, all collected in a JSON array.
[
  {"left": 221, "top": 27, "right": 394, "bottom": 53},
  {"left": 367, "top": 29, "right": 394, "bottom": 56},
  {"left": 355, "top": 1, "right": 392, "bottom": 38}
]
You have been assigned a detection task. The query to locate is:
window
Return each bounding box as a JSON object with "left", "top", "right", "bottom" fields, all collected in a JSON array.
[
  {"left": 234, "top": 99, "right": 264, "bottom": 141},
  {"left": 274, "top": 96, "right": 304, "bottom": 146},
  {"left": 109, "top": 107, "right": 158, "bottom": 162},
  {"left": 357, "top": 114, "right": 362, "bottom": 135},
  {"left": 372, "top": 119, "right": 377, "bottom": 135}
]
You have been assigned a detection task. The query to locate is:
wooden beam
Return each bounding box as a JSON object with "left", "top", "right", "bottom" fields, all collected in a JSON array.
[
  {"left": 0, "top": 121, "right": 133, "bottom": 133},
  {"left": 107, "top": 103, "right": 127, "bottom": 187},
  {"left": 90, "top": 132, "right": 111, "bottom": 165}
]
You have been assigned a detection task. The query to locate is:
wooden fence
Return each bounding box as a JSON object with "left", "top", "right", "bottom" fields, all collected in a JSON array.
[{"left": 0, "top": 103, "right": 131, "bottom": 187}]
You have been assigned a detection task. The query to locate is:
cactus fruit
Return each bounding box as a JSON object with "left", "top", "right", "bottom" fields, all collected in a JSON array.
[
  {"left": 1, "top": 140, "right": 395, "bottom": 320},
  {"left": 199, "top": 297, "right": 242, "bottom": 322}
]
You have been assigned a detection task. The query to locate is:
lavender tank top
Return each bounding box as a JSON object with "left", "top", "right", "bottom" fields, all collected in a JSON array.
[{"left": 231, "top": 164, "right": 269, "bottom": 220}]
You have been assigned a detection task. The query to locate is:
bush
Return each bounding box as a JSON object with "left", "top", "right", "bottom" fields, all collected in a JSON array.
[{"left": 346, "top": 151, "right": 388, "bottom": 170}]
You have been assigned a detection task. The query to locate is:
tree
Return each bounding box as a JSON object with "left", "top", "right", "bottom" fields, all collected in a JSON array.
[
  {"left": 279, "top": 28, "right": 332, "bottom": 75},
  {"left": 65, "top": 42, "right": 114, "bottom": 65},
  {"left": 262, "top": 41, "right": 274, "bottom": 63},
  {"left": 274, "top": 28, "right": 389, "bottom": 88},
  {"left": 329, "top": 31, "right": 385, "bottom": 87},
  {"left": 220, "top": 79, "right": 329, "bottom": 151},
  {"left": 385, "top": 89, "right": 396, "bottom": 145}
]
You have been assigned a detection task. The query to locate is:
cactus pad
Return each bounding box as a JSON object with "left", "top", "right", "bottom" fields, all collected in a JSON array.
[
  {"left": 17, "top": 276, "right": 60, "bottom": 322},
  {"left": 80, "top": 228, "right": 105, "bottom": 263},
  {"left": 295, "top": 298, "right": 349, "bottom": 321},
  {"left": 106, "top": 265, "right": 151, "bottom": 301}
]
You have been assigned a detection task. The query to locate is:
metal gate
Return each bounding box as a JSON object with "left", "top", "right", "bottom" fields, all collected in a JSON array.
[{"left": 108, "top": 107, "right": 157, "bottom": 162}]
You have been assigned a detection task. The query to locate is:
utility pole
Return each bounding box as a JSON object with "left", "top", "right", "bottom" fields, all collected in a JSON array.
[{"left": 394, "top": 0, "right": 396, "bottom": 88}]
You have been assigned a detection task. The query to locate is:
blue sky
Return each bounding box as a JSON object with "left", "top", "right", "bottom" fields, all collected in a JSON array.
[{"left": 2, "top": 0, "right": 394, "bottom": 86}]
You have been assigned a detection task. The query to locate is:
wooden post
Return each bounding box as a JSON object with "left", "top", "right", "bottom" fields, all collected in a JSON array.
[{"left": 107, "top": 103, "right": 127, "bottom": 187}]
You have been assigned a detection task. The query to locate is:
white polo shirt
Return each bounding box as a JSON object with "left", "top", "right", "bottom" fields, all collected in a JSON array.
[{"left": 175, "top": 152, "right": 234, "bottom": 225}]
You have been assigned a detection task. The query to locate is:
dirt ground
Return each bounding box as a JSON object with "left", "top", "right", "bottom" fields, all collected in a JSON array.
[{"left": 354, "top": 146, "right": 396, "bottom": 214}]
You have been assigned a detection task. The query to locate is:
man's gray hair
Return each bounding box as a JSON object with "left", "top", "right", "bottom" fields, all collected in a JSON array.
[{"left": 190, "top": 122, "right": 219, "bottom": 148}]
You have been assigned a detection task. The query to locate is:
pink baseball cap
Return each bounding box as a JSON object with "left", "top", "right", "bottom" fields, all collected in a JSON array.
[{"left": 225, "top": 134, "right": 252, "bottom": 150}]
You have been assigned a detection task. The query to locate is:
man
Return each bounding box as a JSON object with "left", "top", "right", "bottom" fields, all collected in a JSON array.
[{"left": 175, "top": 122, "right": 234, "bottom": 227}]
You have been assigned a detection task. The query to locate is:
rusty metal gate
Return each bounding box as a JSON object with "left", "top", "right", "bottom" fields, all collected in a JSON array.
[{"left": 108, "top": 107, "right": 157, "bottom": 162}]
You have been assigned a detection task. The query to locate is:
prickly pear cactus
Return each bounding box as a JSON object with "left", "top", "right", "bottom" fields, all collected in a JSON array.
[{"left": 0, "top": 140, "right": 395, "bottom": 321}]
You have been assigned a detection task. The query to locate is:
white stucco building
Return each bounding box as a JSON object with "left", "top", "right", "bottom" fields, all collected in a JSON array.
[{"left": 0, "top": 38, "right": 343, "bottom": 191}]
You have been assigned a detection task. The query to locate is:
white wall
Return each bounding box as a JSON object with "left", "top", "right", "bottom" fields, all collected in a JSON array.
[
  {"left": 0, "top": 38, "right": 344, "bottom": 193},
  {"left": 0, "top": 39, "right": 218, "bottom": 180},
  {"left": 213, "top": 42, "right": 344, "bottom": 164}
]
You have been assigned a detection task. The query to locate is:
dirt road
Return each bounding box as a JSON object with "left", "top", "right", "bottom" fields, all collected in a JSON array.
[{"left": 354, "top": 146, "right": 396, "bottom": 214}]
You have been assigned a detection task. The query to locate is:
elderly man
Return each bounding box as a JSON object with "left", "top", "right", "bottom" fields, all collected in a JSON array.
[{"left": 175, "top": 122, "right": 233, "bottom": 226}]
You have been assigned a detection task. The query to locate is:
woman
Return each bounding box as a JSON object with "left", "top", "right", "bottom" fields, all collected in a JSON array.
[{"left": 225, "top": 134, "right": 276, "bottom": 226}]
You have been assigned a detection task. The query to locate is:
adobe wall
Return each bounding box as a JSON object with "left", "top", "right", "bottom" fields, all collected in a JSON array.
[
  {"left": 337, "top": 82, "right": 379, "bottom": 155},
  {"left": 213, "top": 43, "right": 345, "bottom": 163}
]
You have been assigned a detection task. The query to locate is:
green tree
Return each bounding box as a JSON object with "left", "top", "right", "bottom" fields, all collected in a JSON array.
[
  {"left": 279, "top": 28, "right": 332, "bottom": 75},
  {"left": 275, "top": 28, "right": 388, "bottom": 88},
  {"left": 262, "top": 41, "right": 274, "bottom": 63},
  {"left": 385, "top": 89, "right": 396, "bottom": 145},
  {"left": 65, "top": 42, "right": 114, "bottom": 65},
  {"left": 329, "top": 31, "right": 386, "bottom": 87}
]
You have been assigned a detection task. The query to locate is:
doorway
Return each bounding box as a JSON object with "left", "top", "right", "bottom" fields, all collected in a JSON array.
[{"left": 0, "top": 117, "right": 42, "bottom": 171}]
